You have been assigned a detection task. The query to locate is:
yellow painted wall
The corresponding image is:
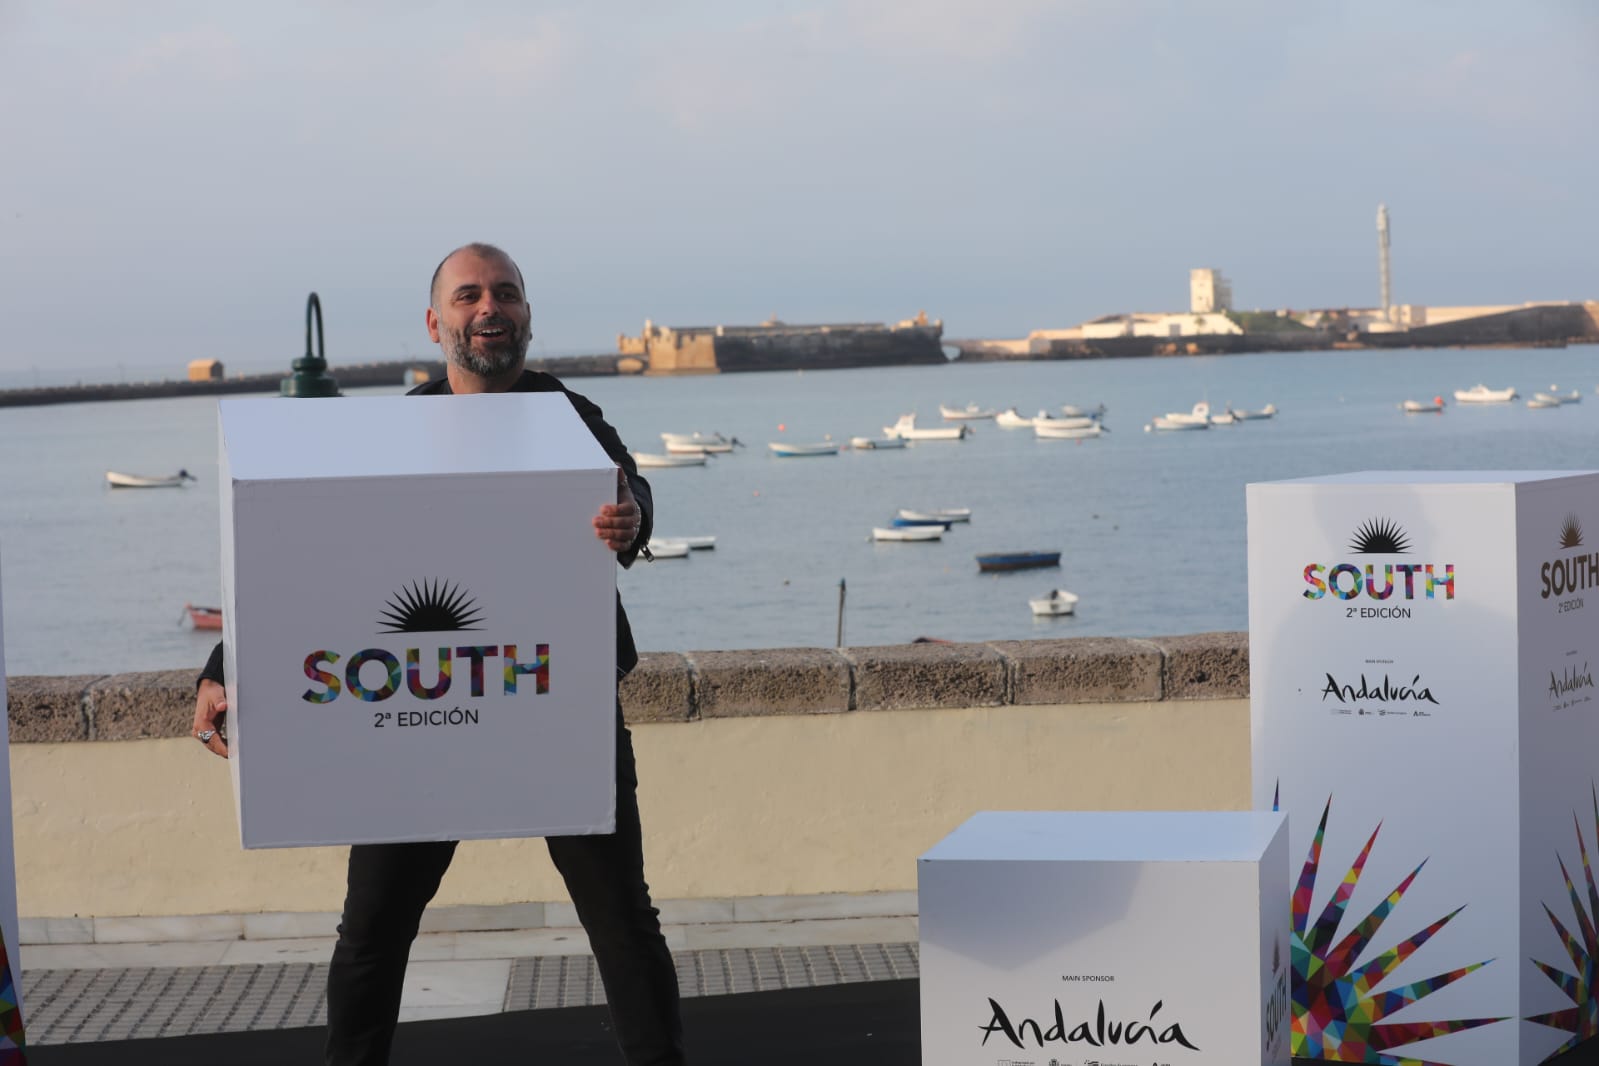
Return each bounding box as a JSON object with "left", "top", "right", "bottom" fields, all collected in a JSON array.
[{"left": 12, "top": 699, "right": 1249, "bottom": 918}]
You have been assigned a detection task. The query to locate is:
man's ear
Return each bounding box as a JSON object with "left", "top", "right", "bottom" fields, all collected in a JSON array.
[{"left": 425, "top": 306, "right": 441, "bottom": 343}]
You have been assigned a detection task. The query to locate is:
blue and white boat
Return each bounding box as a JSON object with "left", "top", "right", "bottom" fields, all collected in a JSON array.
[{"left": 768, "top": 441, "right": 839, "bottom": 457}]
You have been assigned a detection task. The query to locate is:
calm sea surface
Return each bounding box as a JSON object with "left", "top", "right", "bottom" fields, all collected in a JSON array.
[{"left": 4, "top": 347, "right": 1599, "bottom": 677}]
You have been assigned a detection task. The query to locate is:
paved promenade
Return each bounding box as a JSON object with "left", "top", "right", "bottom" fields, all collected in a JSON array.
[{"left": 20, "top": 913, "right": 919, "bottom": 1045}]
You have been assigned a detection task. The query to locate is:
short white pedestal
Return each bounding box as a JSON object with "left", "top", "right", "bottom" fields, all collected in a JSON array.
[{"left": 919, "top": 810, "right": 1290, "bottom": 1066}]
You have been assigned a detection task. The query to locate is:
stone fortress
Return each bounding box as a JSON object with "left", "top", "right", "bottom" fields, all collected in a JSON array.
[{"left": 617, "top": 313, "right": 948, "bottom": 375}]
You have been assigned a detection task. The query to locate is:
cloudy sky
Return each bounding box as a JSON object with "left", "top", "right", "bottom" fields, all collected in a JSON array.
[{"left": 2, "top": 0, "right": 1595, "bottom": 383}]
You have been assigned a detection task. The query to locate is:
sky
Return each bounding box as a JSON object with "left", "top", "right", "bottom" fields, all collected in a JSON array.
[{"left": 1, "top": 0, "right": 1596, "bottom": 384}]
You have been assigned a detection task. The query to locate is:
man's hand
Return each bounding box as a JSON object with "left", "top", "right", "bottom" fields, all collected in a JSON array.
[
  {"left": 593, "top": 467, "right": 642, "bottom": 553},
  {"left": 193, "top": 679, "right": 230, "bottom": 759}
]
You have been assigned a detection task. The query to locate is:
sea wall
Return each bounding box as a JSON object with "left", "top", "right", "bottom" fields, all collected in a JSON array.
[
  {"left": 5, "top": 634, "right": 1250, "bottom": 932},
  {"left": 0, "top": 355, "right": 624, "bottom": 408}
]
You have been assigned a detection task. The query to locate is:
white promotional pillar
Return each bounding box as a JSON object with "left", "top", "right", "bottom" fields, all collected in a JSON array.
[
  {"left": 218, "top": 394, "right": 619, "bottom": 848},
  {"left": 0, "top": 551, "right": 27, "bottom": 1056},
  {"left": 920, "top": 810, "right": 1290, "bottom": 1066},
  {"left": 1250, "top": 471, "right": 1599, "bottom": 1066}
]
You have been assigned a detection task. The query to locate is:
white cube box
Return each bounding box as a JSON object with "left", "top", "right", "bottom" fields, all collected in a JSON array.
[
  {"left": 1250, "top": 471, "right": 1599, "bottom": 1066},
  {"left": 919, "top": 811, "right": 1290, "bottom": 1066},
  {"left": 218, "top": 394, "right": 619, "bottom": 848}
]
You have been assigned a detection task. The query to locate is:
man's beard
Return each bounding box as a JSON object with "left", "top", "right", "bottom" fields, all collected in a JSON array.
[{"left": 440, "top": 316, "right": 531, "bottom": 379}]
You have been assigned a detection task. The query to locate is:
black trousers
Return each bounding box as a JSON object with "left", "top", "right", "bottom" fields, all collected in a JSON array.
[{"left": 323, "top": 715, "right": 685, "bottom": 1065}]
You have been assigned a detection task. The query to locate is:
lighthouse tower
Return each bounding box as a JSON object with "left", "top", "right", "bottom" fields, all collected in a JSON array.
[{"left": 1377, "top": 203, "right": 1392, "bottom": 317}]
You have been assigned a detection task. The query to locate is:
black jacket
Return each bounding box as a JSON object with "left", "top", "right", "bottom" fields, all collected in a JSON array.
[{"left": 201, "top": 369, "right": 651, "bottom": 686}]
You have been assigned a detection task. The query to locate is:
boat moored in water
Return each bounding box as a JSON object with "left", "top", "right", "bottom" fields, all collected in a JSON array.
[
  {"left": 939, "top": 403, "right": 998, "bottom": 420},
  {"left": 884, "top": 414, "right": 970, "bottom": 441},
  {"left": 849, "top": 436, "right": 907, "bottom": 450},
  {"left": 977, "top": 551, "right": 1061, "bottom": 572},
  {"left": 1029, "top": 589, "right": 1079, "bottom": 616},
  {"left": 1402, "top": 398, "right": 1446, "bottom": 413},
  {"left": 768, "top": 441, "right": 840, "bottom": 457},
  {"left": 872, "top": 526, "right": 943, "bottom": 542},
  {"left": 897, "top": 508, "right": 971, "bottom": 523},
  {"left": 1453, "top": 384, "right": 1517, "bottom": 404},
  {"left": 633, "top": 452, "right": 707, "bottom": 468},
  {"left": 1034, "top": 421, "right": 1105, "bottom": 440},
  {"left": 183, "top": 603, "right": 222, "bottom": 630},
  {"left": 107, "top": 469, "right": 196, "bottom": 489}
]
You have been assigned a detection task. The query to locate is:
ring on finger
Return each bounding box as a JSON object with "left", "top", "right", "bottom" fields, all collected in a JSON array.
[{"left": 196, "top": 729, "right": 216, "bottom": 744}]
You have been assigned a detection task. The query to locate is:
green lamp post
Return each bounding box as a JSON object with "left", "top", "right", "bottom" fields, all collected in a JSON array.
[{"left": 280, "top": 293, "right": 341, "bottom": 397}]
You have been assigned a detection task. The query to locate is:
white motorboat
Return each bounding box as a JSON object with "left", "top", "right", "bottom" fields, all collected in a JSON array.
[
  {"left": 632, "top": 452, "right": 707, "bottom": 468},
  {"left": 1550, "top": 386, "right": 1582, "bottom": 404},
  {"left": 659, "top": 535, "right": 716, "bottom": 550},
  {"left": 995, "top": 408, "right": 1035, "bottom": 429},
  {"left": 850, "top": 436, "right": 907, "bottom": 450},
  {"left": 645, "top": 540, "right": 691, "bottom": 558},
  {"left": 1529, "top": 395, "right": 1561, "bottom": 409},
  {"left": 1029, "top": 589, "right": 1079, "bottom": 616},
  {"left": 1034, "top": 421, "right": 1105, "bottom": 440},
  {"left": 106, "top": 469, "right": 196, "bottom": 488},
  {"left": 938, "top": 403, "right": 998, "bottom": 420},
  {"left": 768, "top": 441, "right": 840, "bottom": 457},
  {"left": 871, "top": 526, "right": 943, "bottom": 542},
  {"left": 661, "top": 431, "right": 736, "bottom": 447},
  {"left": 883, "top": 414, "right": 970, "bottom": 441},
  {"left": 665, "top": 439, "right": 733, "bottom": 455},
  {"left": 1149, "top": 402, "right": 1213, "bottom": 431},
  {"left": 1061, "top": 403, "right": 1106, "bottom": 418},
  {"left": 1231, "top": 403, "right": 1277, "bottom": 420},
  {"left": 897, "top": 507, "right": 971, "bottom": 523},
  {"left": 1033, "top": 415, "right": 1097, "bottom": 430},
  {"left": 1402, "top": 398, "right": 1445, "bottom": 413},
  {"left": 1453, "top": 384, "right": 1517, "bottom": 404}
]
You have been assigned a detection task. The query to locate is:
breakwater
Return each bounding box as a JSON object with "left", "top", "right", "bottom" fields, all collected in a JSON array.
[
  {"left": 0, "top": 354, "right": 624, "bottom": 408},
  {"left": 953, "top": 301, "right": 1599, "bottom": 362}
]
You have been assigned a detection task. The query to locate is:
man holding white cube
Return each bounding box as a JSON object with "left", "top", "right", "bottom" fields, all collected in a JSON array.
[{"left": 191, "top": 244, "right": 684, "bottom": 1066}]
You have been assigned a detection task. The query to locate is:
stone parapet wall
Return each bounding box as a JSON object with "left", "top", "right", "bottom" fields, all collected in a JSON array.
[{"left": 5, "top": 633, "right": 1249, "bottom": 741}]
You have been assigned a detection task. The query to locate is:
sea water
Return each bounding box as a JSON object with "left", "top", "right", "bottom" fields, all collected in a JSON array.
[{"left": 2, "top": 346, "right": 1596, "bottom": 676}]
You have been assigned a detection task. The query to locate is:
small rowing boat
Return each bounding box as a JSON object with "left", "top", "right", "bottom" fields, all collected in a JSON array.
[
  {"left": 871, "top": 526, "right": 943, "bottom": 542},
  {"left": 184, "top": 604, "right": 223, "bottom": 630},
  {"left": 977, "top": 551, "right": 1061, "bottom": 572},
  {"left": 632, "top": 452, "right": 707, "bottom": 468},
  {"left": 107, "top": 469, "right": 196, "bottom": 489},
  {"left": 1029, "top": 589, "right": 1079, "bottom": 616},
  {"left": 768, "top": 441, "right": 840, "bottom": 457}
]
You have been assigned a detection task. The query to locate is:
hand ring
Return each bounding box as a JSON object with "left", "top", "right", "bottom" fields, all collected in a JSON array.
[{"left": 196, "top": 729, "right": 216, "bottom": 744}]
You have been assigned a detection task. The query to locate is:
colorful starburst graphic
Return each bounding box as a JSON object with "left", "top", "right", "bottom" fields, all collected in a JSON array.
[
  {"left": 1289, "top": 794, "right": 1503, "bottom": 1064},
  {"left": 1526, "top": 785, "right": 1599, "bottom": 1058},
  {"left": 0, "top": 915, "right": 26, "bottom": 1062}
]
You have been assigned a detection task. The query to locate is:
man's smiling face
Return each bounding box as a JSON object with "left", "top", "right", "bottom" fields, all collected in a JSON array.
[{"left": 427, "top": 248, "right": 532, "bottom": 381}]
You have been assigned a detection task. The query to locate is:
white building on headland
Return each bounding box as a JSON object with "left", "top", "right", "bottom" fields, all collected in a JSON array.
[
  {"left": 1190, "top": 268, "right": 1233, "bottom": 313},
  {"left": 1080, "top": 312, "right": 1243, "bottom": 340}
]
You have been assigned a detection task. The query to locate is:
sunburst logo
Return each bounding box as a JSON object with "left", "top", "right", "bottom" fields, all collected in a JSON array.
[
  {"left": 1349, "top": 518, "right": 1412, "bottom": 555},
  {"left": 1285, "top": 793, "right": 1504, "bottom": 1062},
  {"left": 1560, "top": 516, "right": 1584, "bottom": 551},
  {"left": 378, "top": 580, "right": 483, "bottom": 633},
  {"left": 1526, "top": 784, "right": 1599, "bottom": 1056}
]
